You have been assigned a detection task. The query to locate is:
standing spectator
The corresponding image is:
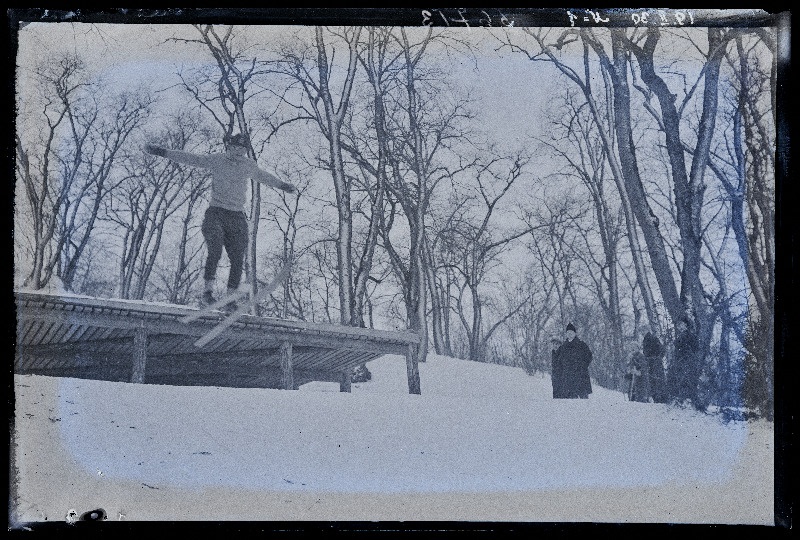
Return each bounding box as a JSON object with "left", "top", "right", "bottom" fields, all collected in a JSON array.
[
  {"left": 556, "top": 323, "right": 593, "bottom": 399},
  {"left": 642, "top": 327, "right": 667, "bottom": 403},
  {"left": 550, "top": 338, "right": 564, "bottom": 399},
  {"left": 671, "top": 318, "right": 699, "bottom": 404}
]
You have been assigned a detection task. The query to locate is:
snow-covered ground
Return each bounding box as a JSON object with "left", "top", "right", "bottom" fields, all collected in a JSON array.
[{"left": 11, "top": 354, "right": 773, "bottom": 523}]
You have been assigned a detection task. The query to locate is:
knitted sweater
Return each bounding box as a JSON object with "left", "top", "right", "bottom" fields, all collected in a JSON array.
[{"left": 163, "top": 149, "right": 286, "bottom": 212}]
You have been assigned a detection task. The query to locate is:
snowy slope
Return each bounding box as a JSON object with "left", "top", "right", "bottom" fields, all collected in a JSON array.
[{"left": 11, "top": 353, "right": 773, "bottom": 523}]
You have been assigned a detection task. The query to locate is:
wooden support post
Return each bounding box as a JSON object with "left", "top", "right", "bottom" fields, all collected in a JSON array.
[
  {"left": 131, "top": 326, "right": 148, "bottom": 384},
  {"left": 280, "top": 341, "right": 294, "bottom": 390},
  {"left": 405, "top": 343, "right": 421, "bottom": 395},
  {"left": 339, "top": 370, "right": 352, "bottom": 393}
]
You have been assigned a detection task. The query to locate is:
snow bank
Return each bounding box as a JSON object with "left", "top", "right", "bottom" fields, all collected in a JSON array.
[{"left": 11, "top": 353, "right": 773, "bottom": 523}]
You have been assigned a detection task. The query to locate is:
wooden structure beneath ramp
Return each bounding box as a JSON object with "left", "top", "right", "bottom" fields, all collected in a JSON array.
[{"left": 15, "top": 291, "right": 422, "bottom": 393}]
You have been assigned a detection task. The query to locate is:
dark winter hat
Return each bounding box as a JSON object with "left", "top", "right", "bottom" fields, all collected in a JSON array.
[
  {"left": 224, "top": 133, "right": 247, "bottom": 147},
  {"left": 566, "top": 323, "right": 576, "bottom": 332}
]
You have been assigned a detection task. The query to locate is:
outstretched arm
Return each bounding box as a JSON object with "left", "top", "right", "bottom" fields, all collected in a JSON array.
[
  {"left": 144, "top": 144, "right": 213, "bottom": 169},
  {"left": 253, "top": 166, "right": 296, "bottom": 193}
]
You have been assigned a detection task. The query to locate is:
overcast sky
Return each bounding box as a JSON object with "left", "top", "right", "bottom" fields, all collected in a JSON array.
[{"left": 16, "top": 23, "right": 559, "bottom": 149}]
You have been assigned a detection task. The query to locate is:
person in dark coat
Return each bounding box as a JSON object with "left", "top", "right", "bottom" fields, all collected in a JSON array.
[
  {"left": 642, "top": 327, "right": 667, "bottom": 403},
  {"left": 556, "top": 323, "right": 593, "bottom": 399},
  {"left": 550, "top": 338, "right": 564, "bottom": 398},
  {"left": 671, "top": 318, "right": 699, "bottom": 403}
]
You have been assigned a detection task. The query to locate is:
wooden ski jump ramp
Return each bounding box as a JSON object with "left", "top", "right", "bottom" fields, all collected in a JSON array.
[{"left": 14, "top": 291, "right": 422, "bottom": 394}]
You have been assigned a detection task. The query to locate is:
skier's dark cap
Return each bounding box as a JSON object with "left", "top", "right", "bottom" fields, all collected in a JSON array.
[
  {"left": 224, "top": 133, "right": 247, "bottom": 147},
  {"left": 566, "top": 323, "right": 576, "bottom": 332}
]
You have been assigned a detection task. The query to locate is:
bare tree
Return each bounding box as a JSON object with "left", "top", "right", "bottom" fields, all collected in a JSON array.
[
  {"left": 499, "top": 29, "right": 661, "bottom": 335},
  {"left": 308, "top": 242, "right": 339, "bottom": 323},
  {"left": 322, "top": 28, "right": 398, "bottom": 326},
  {"left": 524, "top": 195, "right": 586, "bottom": 327},
  {"left": 439, "top": 152, "right": 536, "bottom": 362},
  {"left": 504, "top": 265, "right": 558, "bottom": 375},
  {"left": 376, "top": 28, "right": 477, "bottom": 366},
  {"left": 156, "top": 176, "right": 208, "bottom": 305},
  {"left": 340, "top": 26, "right": 396, "bottom": 328},
  {"left": 703, "top": 33, "right": 775, "bottom": 416},
  {"left": 424, "top": 194, "right": 471, "bottom": 357},
  {"left": 699, "top": 219, "right": 748, "bottom": 408},
  {"left": 608, "top": 27, "right": 754, "bottom": 405},
  {"left": 269, "top": 26, "right": 363, "bottom": 325},
  {"left": 16, "top": 53, "right": 151, "bottom": 291},
  {"left": 106, "top": 118, "right": 209, "bottom": 300},
  {"left": 257, "top": 161, "right": 312, "bottom": 320}
]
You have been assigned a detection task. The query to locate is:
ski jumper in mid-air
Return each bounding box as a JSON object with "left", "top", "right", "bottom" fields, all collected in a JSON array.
[{"left": 144, "top": 133, "right": 296, "bottom": 308}]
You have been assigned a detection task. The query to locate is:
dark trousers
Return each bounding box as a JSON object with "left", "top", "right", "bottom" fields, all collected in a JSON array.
[{"left": 201, "top": 206, "right": 248, "bottom": 290}]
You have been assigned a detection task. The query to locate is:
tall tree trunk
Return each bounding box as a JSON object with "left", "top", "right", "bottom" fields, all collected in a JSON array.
[
  {"left": 602, "top": 31, "right": 686, "bottom": 323},
  {"left": 352, "top": 27, "right": 389, "bottom": 328},
  {"left": 424, "top": 240, "right": 452, "bottom": 356},
  {"left": 549, "top": 32, "right": 662, "bottom": 332},
  {"left": 469, "top": 278, "right": 482, "bottom": 361},
  {"left": 314, "top": 26, "right": 361, "bottom": 326},
  {"left": 408, "top": 209, "right": 429, "bottom": 364},
  {"left": 394, "top": 27, "right": 433, "bottom": 363},
  {"left": 628, "top": 29, "right": 729, "bottom": 403}
]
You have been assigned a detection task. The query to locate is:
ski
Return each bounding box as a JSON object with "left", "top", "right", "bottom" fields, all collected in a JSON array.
[
  {"left": 180, "top": 288, "right": 251, "bottom": 324},
  {"left": 192, "top": 263, "right": 291, "bottom": 348}
]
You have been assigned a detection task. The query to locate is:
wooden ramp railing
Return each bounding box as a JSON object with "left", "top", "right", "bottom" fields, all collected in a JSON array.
[{"left": 15, "top": 291, "right": 422, "bottom": 394}]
